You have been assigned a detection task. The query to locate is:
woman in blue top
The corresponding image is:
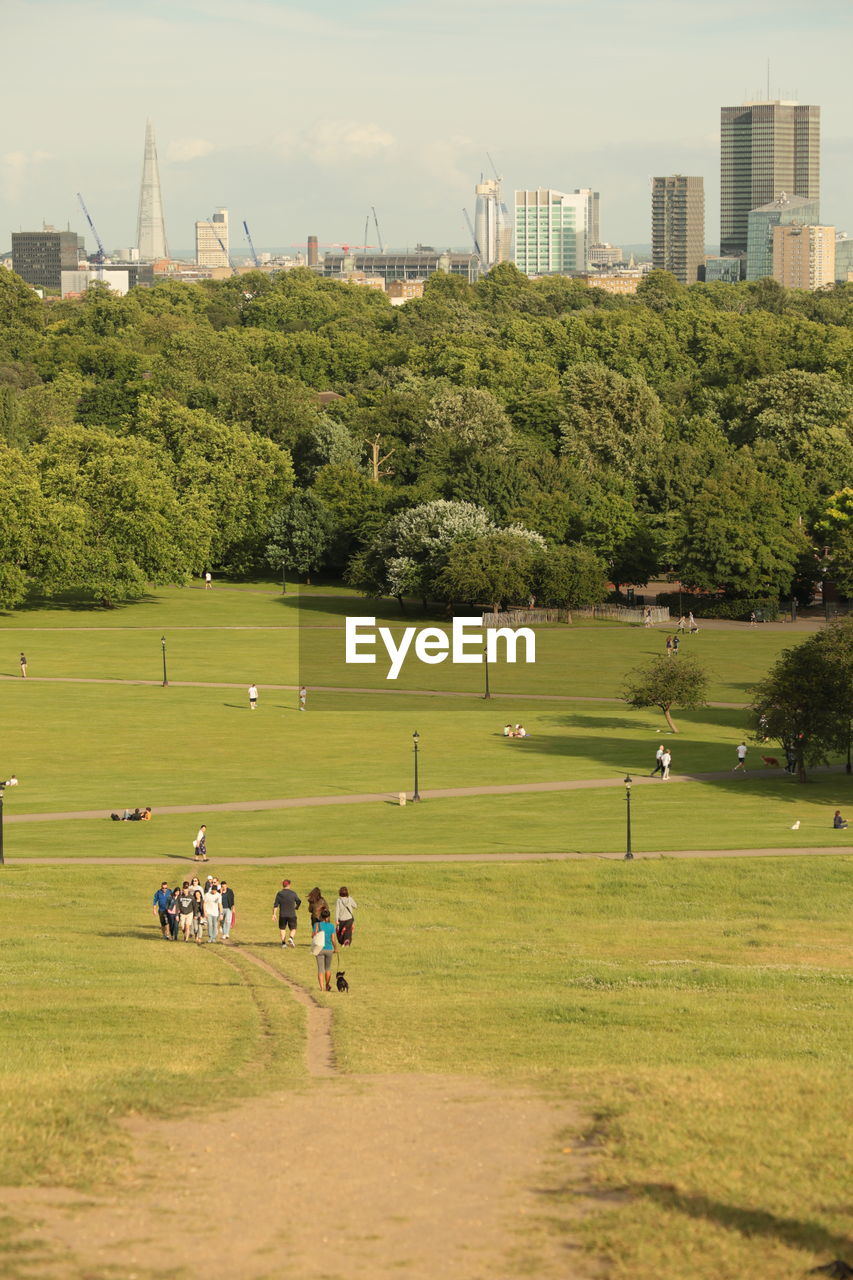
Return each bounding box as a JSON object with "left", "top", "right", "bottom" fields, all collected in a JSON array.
[{"left": 312, "top": 907, "right": 338, "bottom": 992}]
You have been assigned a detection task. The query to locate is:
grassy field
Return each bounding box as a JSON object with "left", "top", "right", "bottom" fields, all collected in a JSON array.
[
  {"left": 2, "top": 859, "right": 850, "bottom": 1280},
  {"left": 2, "top": 585, "right": 851, "bottom": 1280}
]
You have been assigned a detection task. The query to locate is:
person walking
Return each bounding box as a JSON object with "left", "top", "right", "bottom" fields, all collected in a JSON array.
[
  {"left": 204, "top": 571, "right": 212, "bottom": 590},
  {"left": 20, "top": 652, "right": 27, "bottom": 679},
  {"left": 166, "top": 887, "right": 180, "bottom": 940},
  {"left": 643, "top": 608, "right": 652, "bottom": 628},
  {"left": 176, "top": 882, "right": 195, "bottom": 941},
  {"left": 672, "top": 635, "right": 680, "bottom": 654},
  {"left": 676, "top": 615, "right": 686, "bottom": 632},
  {"left": 665, "top": 635, "right": 673, "bottom": 657},
  {"left": 307, "top": 887, "right": 328, "bottom": 936},
  {"left": 661, "top": 749, "right": 672, "bottom": 780},
  {"left": 248, "top": 683, "right": 259, "bottom": 712},
  {"left": 152, "top": 881, "right": 174, "bottom": 940},
  {"left": 273, "top": 879, "right": 301, "bottom": 947},
  {"left": 203, "top": 882, "right": 222, "bottom": 943},
  {"left": 732, "top": 742, "right": 748, "bottom": 772},
  {"left": 219, "top": 880, "right": 235, "bottom": 943},
  {"left": 650, "top": 744, "right": 665, "bottom": 777},
  {"left": 311, "top": 907, "right": 339, "bottom": 992},
  {"left": 688, "top": 612, "right": 698, "bottom": 634},
  {"left": 335, "top": 886, "right": 358, "bottom": 947},
  {"left": 193, "top": 824, "right": 208, "bottom": 863},
  {"left": 190, "top": 890, "right": 205, "bottom": 943},
  {"left": 299, "top": 685, "right": 307, "bottom": 712}
]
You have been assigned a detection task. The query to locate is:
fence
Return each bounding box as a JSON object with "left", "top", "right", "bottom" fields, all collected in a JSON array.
[{"left": 481, "top": 605, "right": 670, "bottom": 627}]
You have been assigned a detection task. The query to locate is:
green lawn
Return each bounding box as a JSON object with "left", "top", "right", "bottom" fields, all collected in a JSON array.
[
  {"left": 2, "top": 587, "right": 851, "bottom": 1280},
  {"left": 2, "top": 859, "right": 850, "bottom": 1280}
]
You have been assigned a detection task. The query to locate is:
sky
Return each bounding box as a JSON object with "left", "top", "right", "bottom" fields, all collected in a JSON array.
[{"left": 2, "top": 0, "right": 851, "bottom": 257}]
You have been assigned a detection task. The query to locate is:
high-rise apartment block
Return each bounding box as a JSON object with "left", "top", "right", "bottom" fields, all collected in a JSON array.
[
  {"left": 513, "top": 189, "right": 586, "bottom": 276},
  {"left": 12, "top": 228, "right": 82, "bottom": 290},
  {"left": 835, "top": 235, "right": 853, "bottom": 282},
  {"left": 573, "top": 189, "right": 600, "bottom": 259},
  {"left": 195, "top": 209, "right": 229, "bottom": 267},
  {"left": 720, "top": 101, "right": 820, "bottom": 257},
  {"left": 474, "top": 178, "right": 512, "bottom": 272},
  {"left": 772, "top": 224, "right": 835, "bottom": 290},
  {"left": 307, "top": 235, "right": 319, "bottom": 266},
  {"left": 746, "top": 193, "right": 820, "bottom": 280},
  {"left": 651, "top": 175, "right": 705, "bottom": 284},
  {"left": 137, "top": 120, "right": 168, "bottom": 261}
]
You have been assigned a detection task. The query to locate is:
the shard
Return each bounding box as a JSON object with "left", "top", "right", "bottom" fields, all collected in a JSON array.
[{"left": 136, "top": 120, "right": 168, "bottom": 261}]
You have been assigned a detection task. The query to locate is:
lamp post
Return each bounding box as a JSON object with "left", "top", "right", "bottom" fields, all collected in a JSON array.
[
  {"left": 412, "top": 731, "right": 421, "bottom": 802},
  {"left": 161, "top": 635, "right": 168, "bottom": 687},
  {"left": 624, "top": 773, "right": 633, "bottom": 861},
  {"left": 483, "top": 646, "right": 491, "bottom": 700},
  {"left": 0, "top": 775, "right": 19, "bottom": 866},
  {"left": 281, "top": 561, "right": 287, "bottom": 595},
  {"left": 847, "top": 721, "right": 851, "bottom": 776}
]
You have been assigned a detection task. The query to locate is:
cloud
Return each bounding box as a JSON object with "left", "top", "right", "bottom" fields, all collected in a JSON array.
[
  {"left": 1, "top": 150, "right": 52, "bottom": 201},
  {"left": 276, "top": 120, "right": 396, "bottom": 167},
  {"left": 166, "top": 138, "right": 215, "bottom": 163}
]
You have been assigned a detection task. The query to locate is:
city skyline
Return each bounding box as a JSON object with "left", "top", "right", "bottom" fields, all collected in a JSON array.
[{"left": 1, "top": 1, "right": 851, "bottom": 255}]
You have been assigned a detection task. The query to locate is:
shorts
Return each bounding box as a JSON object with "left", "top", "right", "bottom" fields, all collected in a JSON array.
[
  {"left": 158, "top": 911, "right": 171, "bottom": 928},
  {"left": 315, "top": 952, "right": 332, "bottom": 973},
  {"left": 279, "top": 916, "right": 296, "bottom": 931},
  {"left": 249, "top": 698, "right": 257, "bottom": 707}
]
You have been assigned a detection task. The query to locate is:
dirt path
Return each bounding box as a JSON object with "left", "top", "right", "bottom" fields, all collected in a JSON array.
[{"left": 1, "top": 946, "right": 602, "bottom": 1280}]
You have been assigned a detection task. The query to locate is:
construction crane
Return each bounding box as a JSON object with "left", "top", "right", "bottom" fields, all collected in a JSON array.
[
  {"left": 372, "top": 206, "right": 385, "bottom": 254},
  {"left": 76, "top": 192, "right": 106, "bottom": 272},
  {"left": 212, "top": 228, "right": 238, "bottom": 276},
  {"left": 462, "top": 208, "right": 483, "bottom": 268},
  {"left": 242, "top": 220, "right": 260, "bottom": 269}
]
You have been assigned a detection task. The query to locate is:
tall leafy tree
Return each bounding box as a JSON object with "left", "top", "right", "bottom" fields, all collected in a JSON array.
[{"left": 623, "top": 656, "right": 708, "bottom": 734}]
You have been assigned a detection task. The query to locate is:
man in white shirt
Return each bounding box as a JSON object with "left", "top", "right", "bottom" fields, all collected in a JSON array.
[
  {"left": 733, "top": 742, "right": 748, "bottom": 772},
  {"left": 248, "top": 684, "right": 258, "bottom": 711},
  {"left": 203, "top": 885, "right": 221, "bottom": 943}
]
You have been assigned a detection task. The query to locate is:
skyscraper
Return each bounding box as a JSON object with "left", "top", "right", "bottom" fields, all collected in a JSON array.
[
  {"left": 195, "top": 209, "right": 229, "bottom": 267},
  {"left": 720, "top": 101, "right": 819, "bottom": 257},
  {"left": 136, "top": 121, "right": 168, "bottom": 262},
  {"left": 513, "top": 190, "right": 586, "bottom": 276},
  {"left": 652, "top": 175, "right": 705, "bottom": 284},
  {"left": 772, "top": 224, "right": 835, "bottom": 291},
  {"left": 474, "top": 178, "right": 511, "bottom": 272},
  {"left": 573, "top": 189, "right": 600, "bottom": 261}
]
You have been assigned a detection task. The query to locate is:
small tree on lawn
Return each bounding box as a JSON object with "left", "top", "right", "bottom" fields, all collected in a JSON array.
[{"left": 623, "top": 655, "right": 708, "bottom": 734}]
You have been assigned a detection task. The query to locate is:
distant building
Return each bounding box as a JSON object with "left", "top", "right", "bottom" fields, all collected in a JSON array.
[
  {"left": 703, "top": 257, "right": 742, "bottom": 283},
  {"left": 834, "top": 235, "right": 853, "bottom": 282},
  {"left": 12, "top": 228, "right": 82, "bottom": 290},
  {"left": 513, "top": 189, "right": 586, "bottom": 276},
  {"left": 578, "top": 272, "right": 641, "bottom": 295},
  {"left": 387, "top": 279, "right": 425, "bottom": 303},
  {"left": 196, "top": 208, "right": 229, "bottom": 268},
  {"left": 573, "top": 189, "right": 600, "bottom": 262},
  {"left": 772, "top": 224, "right": 835, "bottom": 290},
  {"left": 61, "top": 268, "right": 133, "bottom": 298},
  {"left": 720, "top": 100, "right": 820, "bottom": 258},
  {"left": 651, "top": 175, "right": 705, "bottom": 284},
  {"left": 137, "top": 120, "right": 168, "bottom": 261},
  {"left": 307, "top": 235, "right": 319, "bottom": 266},
  {"left": 322, "top": 250, "right": 478, "bottom": 284},
  {"left": 745, "top": 193, "right": 820, "bottom": 281},
  {"left": 474, "top": 178, "right": 512, "bottom": 271},
  {"left": 587, "top": 243, "right": 623, "bottom": 268}
]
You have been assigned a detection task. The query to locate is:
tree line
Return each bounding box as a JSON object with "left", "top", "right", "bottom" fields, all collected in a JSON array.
[{"left": 1, "top": 262, "right": 852, "bottom": 608}]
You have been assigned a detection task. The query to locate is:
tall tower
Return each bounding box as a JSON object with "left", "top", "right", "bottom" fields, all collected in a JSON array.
[
  {"left": 136, "top": 120, "right": 168, "bottom": 261},
  {"left": 474, "top": 177, "right": 511, "bottom": 272},
  {"left": 652, "top": 175, "right": 705, "bottom": 284},
  {"left": 513, "top": 189, "right": 586, "bottom": 276},
  {"left": 195, "top": 209, "right": 229, "bottom": 267},
  {"left": 720, "top": 101, "right": 819, "bottom": 257}
]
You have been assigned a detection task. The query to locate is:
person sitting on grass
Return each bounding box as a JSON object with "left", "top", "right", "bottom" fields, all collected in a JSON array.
[
  {"left": 141, "top": 807, "right": 152, "bottom": 820},
  {"left": 503, "top": 724, "right": 512, "bottom": 736},
  {"left": 515, "top": 724, "right": 528, "bottom": 738},
  {"left": 832, "top": 810, "right": 848, "bottom": 830}
]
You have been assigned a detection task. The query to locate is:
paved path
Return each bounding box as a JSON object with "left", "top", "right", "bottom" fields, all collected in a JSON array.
[
  {"left": 6, "top": 764, "right": 844, "bottom": 825},
  {"left": 0, "top": 673, "right": 748, "bottom": 710},
  {"left": 4, "top": 847, "right": 848, "bottom": 865}
]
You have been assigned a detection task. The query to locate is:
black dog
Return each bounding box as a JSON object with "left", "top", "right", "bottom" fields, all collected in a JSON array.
[{"left": 336, "top": 971, "right": 349, "bottom": 993}]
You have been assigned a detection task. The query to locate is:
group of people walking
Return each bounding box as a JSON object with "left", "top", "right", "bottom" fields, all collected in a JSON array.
[
  {"left": 151, "top": 874, "right": 235, "bottom": 944},
  {"left": 151, "top": 875, "right": 357, "bottom": 991}
]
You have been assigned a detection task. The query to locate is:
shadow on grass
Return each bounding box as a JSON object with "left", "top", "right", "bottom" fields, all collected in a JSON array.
[
  {"left": 4, "top": 590, "right": 161, "bottom": 616},
  {"left": 638, "top": 1183, "right": 853, "bottom": 1260}
]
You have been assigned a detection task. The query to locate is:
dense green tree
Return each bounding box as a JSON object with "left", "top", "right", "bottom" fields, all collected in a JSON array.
[
  {"left": 435, "top": 528, "right": 542, "bottom": 613},
  {"left": 559, "top": 363, "right": 665, "bottom": 487},
  {"left": 266, "top": 492, "right": 337, "bottom": 582},
  {"left": 623, "top": 655, "right": 708, "bottom": 734},
  {"left": 535, "top": 544, "right": 608, "bottom": 608}
]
